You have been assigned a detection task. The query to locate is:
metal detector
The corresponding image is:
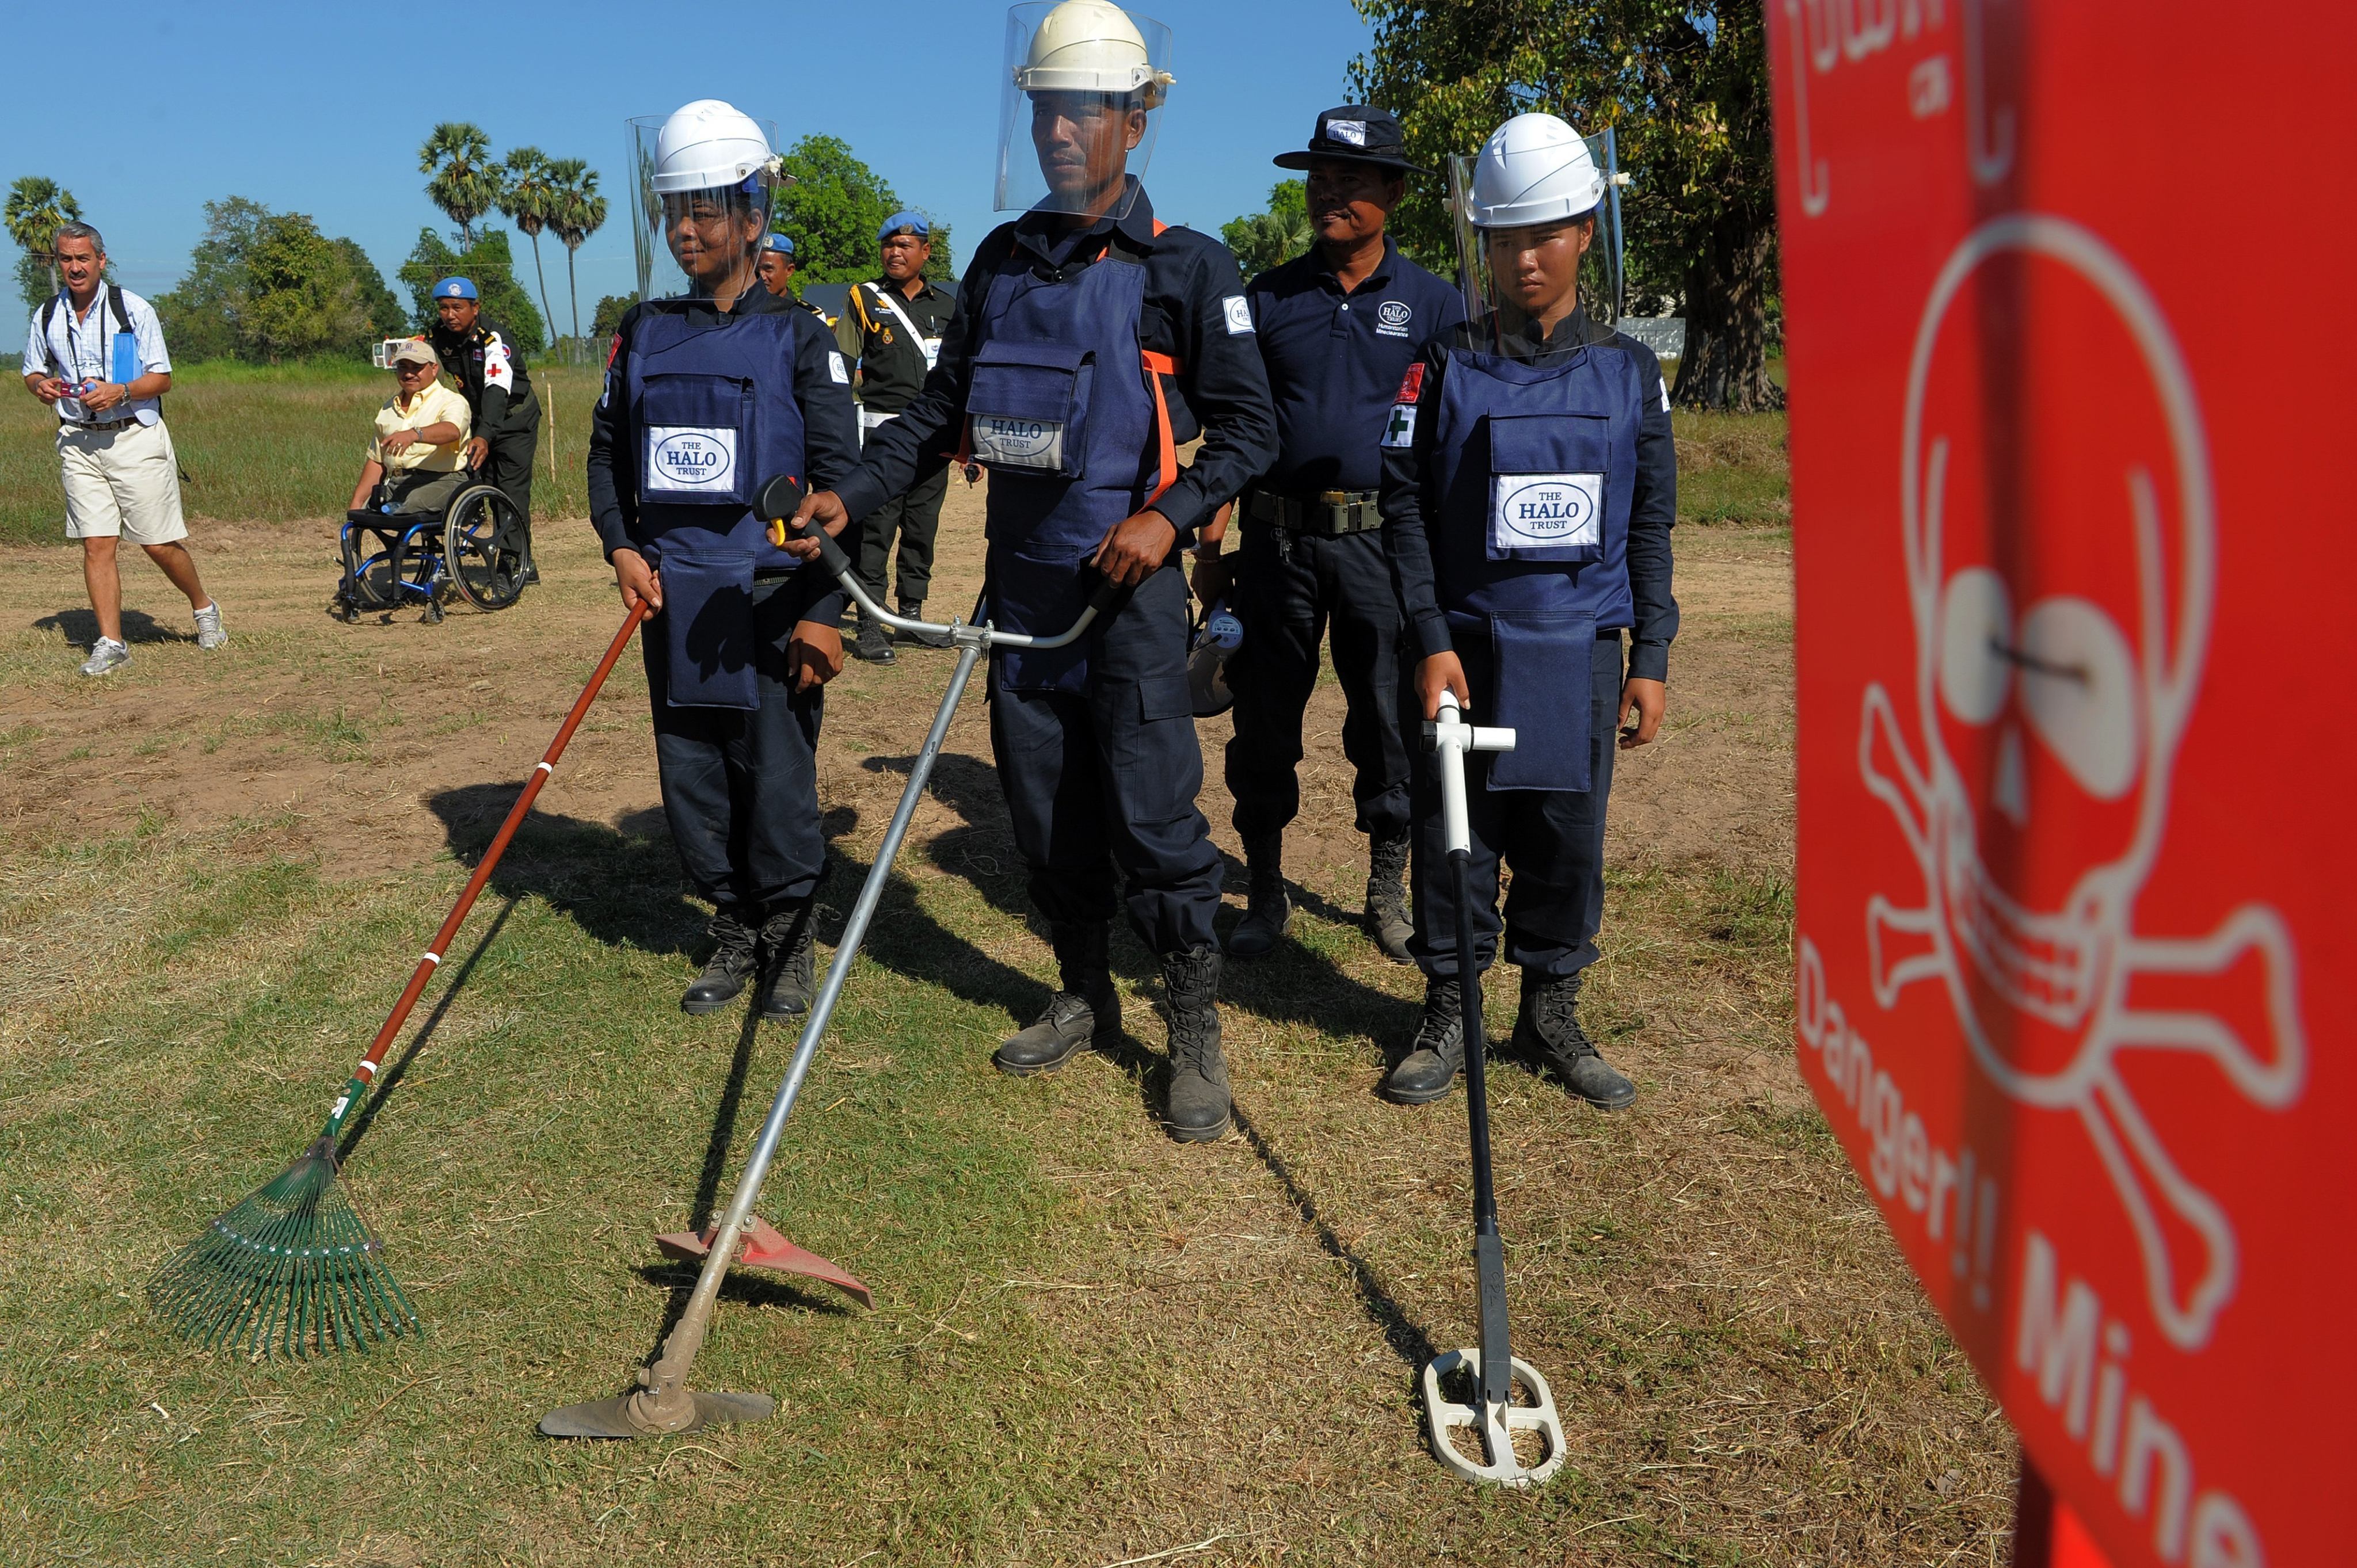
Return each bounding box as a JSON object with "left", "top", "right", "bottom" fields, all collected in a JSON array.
[
  {"left": 540, "top": 477, "right": 1122, "bottom": 1440},
  {"left": 1417, "top": 689, "right": 1568, "bottom": 1487}
]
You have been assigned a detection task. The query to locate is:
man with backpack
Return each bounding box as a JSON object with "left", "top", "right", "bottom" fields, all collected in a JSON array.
[{"left": 20, "top": 221, "right": 225, "bottom": 677}]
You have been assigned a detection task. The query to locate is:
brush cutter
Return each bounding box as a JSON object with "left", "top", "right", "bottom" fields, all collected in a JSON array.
[
  {"left": 540, "top": 475, "right": 1124, "bottom": 1439},
  {"left": 147, "top": 604, "right": 650, "bottom": 1359},
  {"left": 1417, "top": 688, "right": 1567, "bottom": 1487}
]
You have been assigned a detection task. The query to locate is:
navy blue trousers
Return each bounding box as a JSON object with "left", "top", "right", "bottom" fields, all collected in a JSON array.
[
  {"left": 642, "top": 578, "right": 827, "bottom": 915},
  {"left": 989, "top": 564, "right": 1223, "bottom": 956},
  {"left": 1224, "top": 524, "right": 1411, "bottom": 842},
  {"left": 1408, "top": 632, "right": 1623, "bottom": 979}
]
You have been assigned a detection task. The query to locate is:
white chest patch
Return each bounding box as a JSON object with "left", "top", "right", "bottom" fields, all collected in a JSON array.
[
  {"left": 646, "top": 426, "right": 738, "bottom": 494},
  {"left": 972, "top": 413, "right": 1065, "bottom": 472},
  {"left": 1490, "top": 471, "right": 1603, "bottom": 551}
]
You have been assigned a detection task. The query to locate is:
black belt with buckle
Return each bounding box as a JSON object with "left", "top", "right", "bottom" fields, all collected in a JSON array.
[
  {"left": 1242, "top": 487, "right": 1383, "bottom": 536},
  {"left": 73, "top": 416, "right": 138, "bottom": 433}
]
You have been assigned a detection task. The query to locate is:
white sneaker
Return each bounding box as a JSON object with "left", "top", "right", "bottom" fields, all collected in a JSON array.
[
  {"left": 80, "top": 639, "right": 131, "bottom": 677},
  {"left": 193, "top": 602, "right": 227, "bottom": 650}
]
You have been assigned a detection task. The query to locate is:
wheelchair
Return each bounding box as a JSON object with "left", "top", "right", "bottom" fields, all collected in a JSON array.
[{"left": 336, "top": 479, "right": 528, "bottom": 624}]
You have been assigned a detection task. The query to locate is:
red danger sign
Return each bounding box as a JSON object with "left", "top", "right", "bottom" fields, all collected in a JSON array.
[{"left": 1767, "top": 5, "right": 2354, "bottom": 1565}]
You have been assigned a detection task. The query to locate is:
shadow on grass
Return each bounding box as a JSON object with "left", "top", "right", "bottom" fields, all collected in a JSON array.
[
  {"left": 1229, "top": 1098, "right": 1439, "bottom": 1374},
  {"left": 32, "top": 605, "right": 184, "bottom": 646},
  {"left": 336, "top": 895, "right": 519, "bottom": 1164},
  {"left": 870, "top": 749, "right": 1419, "bottom": 1063},
  {"left": 426, "top": 785, "right": 707, "bottom": 959}
]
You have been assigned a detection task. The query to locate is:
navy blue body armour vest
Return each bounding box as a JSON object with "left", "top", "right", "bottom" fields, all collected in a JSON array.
[
  {"left": 1428, "top": 340, "right": 1643, "bottom": 790},
  {"left": 623, "top": 309, "right": 809, "bottom": 709},
  {"left": 962, "top": 238, "right": 1166, "bottom": 690}
]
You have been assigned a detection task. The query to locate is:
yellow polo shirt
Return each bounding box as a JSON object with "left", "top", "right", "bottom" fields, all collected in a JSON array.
[{"left": 368, "top": 377, "right": 473, "bottom": 473}]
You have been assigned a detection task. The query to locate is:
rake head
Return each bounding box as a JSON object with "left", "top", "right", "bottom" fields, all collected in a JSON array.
[{"left": 147, "top": 1137, "right": 420, "bottom": 1358}]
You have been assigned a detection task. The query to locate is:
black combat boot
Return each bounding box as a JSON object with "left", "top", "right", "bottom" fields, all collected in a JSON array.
[
  {"left": 1381, "top": 974, "right": 1469, "bottom": 1104},
  {"left": 1161, "top": 943, "right": 1229, "bottom": 1141},
  {"left": 1363, "top": 830, "right": 1413, "bottom": 964},
  {"left": 680, "top": 906, "right": 759, "bottom": 1014},
  {"left": 756, "top": 899, "right": 817, "bottom": 1020},
  {"left": 1511, "top": 968, "right": 1636, "bottom": 1109},
  {"left": 854, "top": 608, "right": 895, "bottom": 664},
  {"left": 995, "top": 921, "right": 1119, "bottom": 1075},
  {"left": 1223, "top": 832, "right": 1291, "bottom": 959},
  {"left": 900, "top": 597, "right": 951, "bottom": 649}
]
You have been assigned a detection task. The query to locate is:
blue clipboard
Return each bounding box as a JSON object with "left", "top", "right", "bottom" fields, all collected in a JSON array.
[{"left": 111, "top": 332, "right": 138, "bottom": 386}]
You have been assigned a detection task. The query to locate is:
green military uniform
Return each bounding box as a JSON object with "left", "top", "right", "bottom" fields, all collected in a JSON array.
[{"left": 836, "top": 276, "right": 956, "bottom": 624}]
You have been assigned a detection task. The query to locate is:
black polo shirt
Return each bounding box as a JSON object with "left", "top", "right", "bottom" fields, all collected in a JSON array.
[
  {"left": 1246, "top": 234, "right": 1465, "bottom": 495},
  {"left": 835, "top": 276, "right": 956, "bottom": 415}
]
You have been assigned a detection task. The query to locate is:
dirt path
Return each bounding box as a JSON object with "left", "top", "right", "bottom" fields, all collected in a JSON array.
[{"left": 0, "top": 488, "right": 1790, "bottom": 896}]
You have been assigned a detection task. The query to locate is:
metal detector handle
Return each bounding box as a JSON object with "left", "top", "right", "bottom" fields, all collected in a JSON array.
[{"left": 1425, "top": 690, "right": 1517, "bottom": 858}]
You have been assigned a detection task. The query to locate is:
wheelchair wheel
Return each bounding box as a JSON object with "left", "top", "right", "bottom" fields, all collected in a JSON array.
[
  {"left": 341, "top": 520, "right": 422, "bottom": 614},
  {"left": 444, "top": 484, "right": 527, "bottom": 612}
]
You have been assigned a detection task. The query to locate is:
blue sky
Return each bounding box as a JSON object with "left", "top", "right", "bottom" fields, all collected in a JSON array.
[{"left": 5, "top": 0, "right": 1373, "bottom": 329}]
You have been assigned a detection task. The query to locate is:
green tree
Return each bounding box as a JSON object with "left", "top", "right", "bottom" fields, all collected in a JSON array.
[
  {"left": 1220, "top": 179, "right": 1311, "bottom": 281},
  {"left": 332, "top": 236, "right": 408, "bottom": 339},
  {"left": 241, "top": 213, "right": 377, "bottom": 363},
  {"left": 498, "top": 147, "right": 562, "bottom": 344},
  {"left": 397, "top": 228, "right": 546, "bottom": 351},
  {"left": 590, "top": 293, "right": 633, "bottom": 343},
  {"left": 770, "top": 135, "right": 906, "bottom": 285},
  {"left": 420, "top": 122, "right": 501, "bottom": 246},
  {"left": 155, "top": 198, "right": 400, "bottom": 363},
  {"left": 1352, "top": 0, "right": 1782, "bottom": 410},
  {"left": 547, "top": 158, "right": 608, "bottom": 342},
  {"left": 6, "top": 176, "right": 82, "bottom": 302}
]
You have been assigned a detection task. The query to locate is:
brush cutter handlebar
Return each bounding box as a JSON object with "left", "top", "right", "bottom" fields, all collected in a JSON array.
[
  {"left": 759, "top": 475, "right": 1121, "bottom": 653},
  {"left": 315, "top": 603, "right": 650, "bottom": 1142}
]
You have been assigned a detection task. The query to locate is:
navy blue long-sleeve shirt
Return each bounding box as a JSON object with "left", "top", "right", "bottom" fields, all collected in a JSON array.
[
  {"left": 831, "top": 184, "right": 1277, "bottom": 540},
  {"left": 1380, "top": 310, "right": 1679, "bottom": 682},
  {"left": 1245, "top": 234, "right": 1464, "bottom": 495},
  {"left": 586, "top": 284, "right": 862, "bottom": 627}
]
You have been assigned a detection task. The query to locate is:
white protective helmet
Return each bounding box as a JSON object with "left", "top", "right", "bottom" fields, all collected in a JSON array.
[
  {"left": 1466, "top": 113, "right": 1605, "bottom": 230},
  {"left": 651, "top": 98, "right": 782, "bottom": 196},
  {"left": 1012, "top": 0, "right": 1174, "bottom": 108}
]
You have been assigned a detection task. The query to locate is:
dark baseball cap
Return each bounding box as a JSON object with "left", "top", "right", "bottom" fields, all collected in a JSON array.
[{"left": 1273, "top": 106, "right": 1428, "bottom": 175}]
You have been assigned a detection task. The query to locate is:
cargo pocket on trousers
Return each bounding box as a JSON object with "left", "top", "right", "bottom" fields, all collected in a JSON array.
[{"left": 1117, "top": 672, "right": 1200, "bottom": 827}]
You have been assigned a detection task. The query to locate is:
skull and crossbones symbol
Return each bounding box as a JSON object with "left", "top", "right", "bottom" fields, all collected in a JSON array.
[{"left": 1857, "top": 214, "right": 2306, "bottom": 1352}]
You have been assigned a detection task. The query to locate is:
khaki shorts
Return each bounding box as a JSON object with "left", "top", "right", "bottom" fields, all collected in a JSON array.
[{"left": 59, "top": 418, "right": 189, "bottom": 545}]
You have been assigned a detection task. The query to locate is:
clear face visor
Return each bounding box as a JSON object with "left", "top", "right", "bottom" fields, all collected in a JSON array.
[
  {"left": 996, "top": 3, "right": 1173, "bottom": 220},
  {"left": 1449, "top": 127, "right": 1623, "bottom": 356},
  {"left": 372, "top": 339, "right": 420, "bottom": 370},
  {"left": 628, "top": 113, "right": 780, "bottom": 303}
]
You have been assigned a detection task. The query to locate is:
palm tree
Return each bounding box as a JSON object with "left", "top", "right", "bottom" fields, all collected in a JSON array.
[
  {"left": 420, "top": 122, "right": 499, "bottom": 246},
  {"left": 5, "top": 176, "right": 82, "bottom": 296},
  {"left": 547, "top": 159, "right": 608, "bottom": 343},
  {"left": 498, "top": 146, "right": 560, "bottom": 342}
]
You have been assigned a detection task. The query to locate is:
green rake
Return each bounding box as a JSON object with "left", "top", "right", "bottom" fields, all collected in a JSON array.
[{"left": 147, "top": 604, "right": 649, "bottom": 1358}]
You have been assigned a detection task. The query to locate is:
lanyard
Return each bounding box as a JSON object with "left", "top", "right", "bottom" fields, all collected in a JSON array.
[
  {"left": 865, "top": 282, "right": 941, "bottom": 370},
  {"left": 63, "top": 289, "right": 111, "bottom": 380}
]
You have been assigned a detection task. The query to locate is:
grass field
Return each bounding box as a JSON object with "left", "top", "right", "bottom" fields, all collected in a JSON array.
[
  {"left": 1, "top": 361, "right": 1785, "bottom": 547},
  {"left": 0, "top": 375, "right": 2012, "bottom": 1567},
  {"left": 0, "top": 362, "right": 608, "bottom": 547}
]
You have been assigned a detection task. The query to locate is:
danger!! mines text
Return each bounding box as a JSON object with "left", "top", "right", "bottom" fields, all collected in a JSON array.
[{"left": 1796, "top": 936, "right": 2265, "bottom": 1567}]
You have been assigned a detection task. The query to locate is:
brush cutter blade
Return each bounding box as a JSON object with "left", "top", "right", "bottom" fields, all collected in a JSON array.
[
  {"left": 653, "top": 1216, "right": 873, "bottom": 1308},
  {"left": 147, "top": 1140, "right": 418, "bottom": 1359},
  {"left": 538, "top": 1388, "right": 775, "bottom": 1439},
  {"left": 1421, "top": 1348, "right": 1567, "bottom": 1488}
]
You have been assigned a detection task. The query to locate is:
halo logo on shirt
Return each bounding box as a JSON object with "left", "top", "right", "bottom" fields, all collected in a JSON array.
[
  {"left": 646, "top": 426, "right": 738, "bottom": 493},
  {"left": 1490, "top": 472, "right": 1604, "bottom": 552},
  {"left": 1376, "top": 299, "right": 1414, "bottom": 338},
  {"left": 1223, "top": 295, "right": 1254, "bottom": 335},
  {"left": 972, "top": 414, "right": 1065, "bottom": 471}
]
